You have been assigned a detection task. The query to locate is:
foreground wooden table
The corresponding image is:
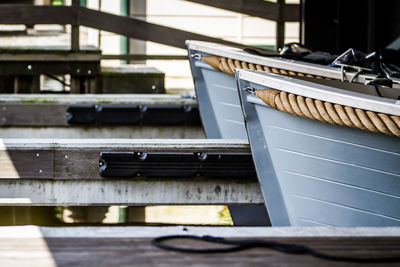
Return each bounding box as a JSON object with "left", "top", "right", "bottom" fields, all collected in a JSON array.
[{"left": 0, "top": 226, "right": 399, "bottom": 266}]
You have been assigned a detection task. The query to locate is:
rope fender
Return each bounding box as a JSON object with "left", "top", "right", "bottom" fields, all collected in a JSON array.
[
  {"left": 255, "top": 89, "right": 400, "bottom": 137},
  {"left": 201, "top": 56, "right": 327, "bottom": 79}
]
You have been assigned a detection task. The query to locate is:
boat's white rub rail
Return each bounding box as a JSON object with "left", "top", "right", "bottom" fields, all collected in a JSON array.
[
  {"left": 239, "top": 69, "right": 400, "bottom": 117},
  {"left": 187, "top": 40, "right": 400, "bottom": 88}
]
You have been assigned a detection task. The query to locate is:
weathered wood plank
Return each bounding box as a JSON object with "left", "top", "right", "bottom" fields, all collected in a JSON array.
[
  {"left": 0, "top": 139, "right": 249, "bottom": 151},
  {"left": 0, "top": 5, "right": 74, "bottom": 25},
  {"left": 184, "top": 0, "right": 300, "bottom": 22},
  {"left": 0, "top": 179, "right": 261, "bottom": 205},
  {"left": 78, "top": 7, "right": 242, "bottom": 49},
  {"left": 0, "top": 105, "right": 67, "bottom": 126},
  {"left": 0, "top": 126, "right": 204, "bottom": 139},
  {"left": 0, "top": 94, "right": 197, "bottom": 105},
  {"left": 0, "top": 226, "right": 399, "bottom": 267},
  {"left": 0, "top": 150, "right": 53, "bottom": 179},
  {"left": 3, "top": 226, "right": 400, "bottom": 238}
]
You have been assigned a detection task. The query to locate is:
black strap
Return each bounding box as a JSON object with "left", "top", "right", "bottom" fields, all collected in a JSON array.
[{"left": 152, "top": 235, "right": 400, "bottom": 263}]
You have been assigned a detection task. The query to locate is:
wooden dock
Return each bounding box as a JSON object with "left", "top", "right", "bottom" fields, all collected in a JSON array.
[
  {"left": 0, "top": 139, "right": 262, "bottom": 206},
  {"left": 1, "top": 226, "right": 399, "bottom": 266},
  {"left": 0, "top": 94, "right": 204, "bottom": 139}
]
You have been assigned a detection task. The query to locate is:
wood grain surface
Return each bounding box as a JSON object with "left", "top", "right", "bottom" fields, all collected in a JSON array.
[{"left": 0, "top": 236, "right": 399, "bottom": 266}]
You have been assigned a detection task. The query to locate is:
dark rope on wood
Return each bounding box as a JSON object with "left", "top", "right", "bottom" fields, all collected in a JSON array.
[{"left": 152, "top": 235, "right": 400, "bottom": 263}]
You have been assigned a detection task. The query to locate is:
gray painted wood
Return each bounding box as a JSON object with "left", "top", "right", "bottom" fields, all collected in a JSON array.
[{"left": 237, "top": 70, "right": 400, "bottom": 227}]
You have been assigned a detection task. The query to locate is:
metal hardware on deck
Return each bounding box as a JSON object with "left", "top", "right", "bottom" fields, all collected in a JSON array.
[
  {"left": 66, "top": 105, "right": 201, "bottom": 125},
  {"left": 99, "top": 151, "right": 256, "bottom": 178},
  {"left": 191, "top": 53, "right": 202, "bottom": 60},
  {"left": 336, "top": 63, "right": 371, "bottom": 83},
  {"left": 243, "top": 86, "right": 256, "bottom": 95}
]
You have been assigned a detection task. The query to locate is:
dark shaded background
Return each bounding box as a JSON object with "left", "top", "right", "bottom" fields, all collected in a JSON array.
[{"left": 302, "top": 0, "right": 400, "bottom": 54}]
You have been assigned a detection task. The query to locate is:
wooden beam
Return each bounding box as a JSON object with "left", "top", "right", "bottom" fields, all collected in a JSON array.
[
  {"left": 101, "top": 54, "right": 188, "bottom": 60},
  {"left": 0, "top": 94, "right": 197, "bottom": 105},
  {"left": 0, "top": 5, "right": 74, "bottom": 25},
  {"left": 276, "top": 0, "right": 285, "bottom": 50},
  {"left": 71, "top": 0, "right": 80, "bottom": 51},
  {"left": 184, "top": 0, "right": 300, "bottom": 22},
  {"left": 2, "top": 226, "right": 400, "bottom": 238},
  {"left": 0, "top": 53, "right": 101, "bottom": 62},
  {"left": 78, "top": 7, "right": 242, "bottom": 49},
  {"left": 0, "top": 179, "right": 262, "bottom": 205},
  {"left": 0, "top": 126, "right": 204, "bottom": 139}
]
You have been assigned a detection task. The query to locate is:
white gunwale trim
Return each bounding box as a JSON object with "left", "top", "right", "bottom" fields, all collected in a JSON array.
[
  {"left": 186, "top": 40, "right": 400, "bottom": 87},
  {"left": 0, "top": 94, "right": 197, "bottom": 105},
  {"left": 1, "top": 226, "right": 400, "bottom": 238},
  {"left": 238, "top": 69, "right": 400, "bottom": 117}
]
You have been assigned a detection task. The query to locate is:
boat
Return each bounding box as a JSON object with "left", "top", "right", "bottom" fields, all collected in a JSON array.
[
  {"left": 186, "top": 40, "right": 400, "bottom": 139},
  {"left": 236, "top": 68, "right": 400, "bottom": 226},
  {"left": 186, "top": 40, "right": 400, "bottom": 226}
]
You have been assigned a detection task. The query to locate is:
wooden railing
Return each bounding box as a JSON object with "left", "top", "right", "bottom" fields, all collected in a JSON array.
[{"left": 0, "top": 1, "right": 300, "bottom": 52}]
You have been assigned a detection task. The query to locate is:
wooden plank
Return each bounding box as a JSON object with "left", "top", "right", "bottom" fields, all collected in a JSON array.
[
  {"left": 0, "top": 62, "right": 100, "bottom": 76},
  {"left": 3, "top": 226, "right": 400, "bottom": 238},
  {"left": 0, "top": 178, "right": 261, "bottom": 205},
  {"left": 184, "top": 0, "right": 300, "bottom": 22},
  {"left": 0, "top": 126, "right": 205, "bottom": 139},
  {"left": 0, "top": 53, "right": 101, "bottom": 61},
  {"left": 0, "top": 139, "right": 249, "bottom": 151},
  {"left": 0, "top": 139, "right": 250, "bottom": 180},
  {"left": 101, "top": 54, "right": 188, "bottom": 60},
  {"left": 0, "top": 104, "right": 67, "bottom": 126},
  {"left": 78, "top": 7, "right": 242, "bottom": 49},
  {"left": 0, "top": 150, "right": 53, "bottom": 179},
  {"left": 0, "top": 94, "right": 197, "bottom": 105},
  {"left": 0, "top": 226, "right": 399, "bottom": 267},
  {"left": 0, "top": 5, "right": 74, "bottom": 25}
]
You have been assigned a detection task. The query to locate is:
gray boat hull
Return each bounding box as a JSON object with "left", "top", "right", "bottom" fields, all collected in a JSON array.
[
  {"left": 238, "top": 79, "right": 400, "bottom": 227},
  {"left": 187, "top": 47, "right": 270, "bottom": 226}
]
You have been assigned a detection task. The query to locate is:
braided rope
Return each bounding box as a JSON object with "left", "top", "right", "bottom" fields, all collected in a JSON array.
[
  {"left": 255, "top": 89, "right": 400, "bottom": 137},
  {"left": 201, "top": 56, "right": 333, "bottom": 80}
]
